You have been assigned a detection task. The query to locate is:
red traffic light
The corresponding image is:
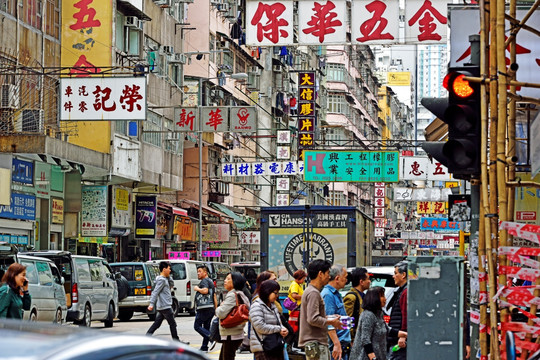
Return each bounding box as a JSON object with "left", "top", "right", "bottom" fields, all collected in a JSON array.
[{"left": 443, "top": 72, "right": 475, "bottom": 99}]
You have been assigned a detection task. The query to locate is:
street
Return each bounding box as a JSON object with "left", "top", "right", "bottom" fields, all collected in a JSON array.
[{"left": 95, "top": 312, "right": 253, "bottom": 360}]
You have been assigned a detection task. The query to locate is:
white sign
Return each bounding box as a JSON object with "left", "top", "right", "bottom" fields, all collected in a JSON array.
[
  {"left": 200, "top": 106, "right": 228, "bottom": 132},
  {"left": 81, "top": 185, "right": 108, "bottom": 236},
  {"left": 246, "top": 0, "right": 294, "bottom": 46},
  {"left": 230, "top": 107, "right": 257, "bottom": 133},
  {"left": 276, "top": 193, "right": 290, "bottom": 206},
  {"left": 239, "top": 231, "right": 261, "bottom": 245},
  {"left": 277, "top": 146, "right": 291, "bottom": 160},
  {"left": 298, "top": 0, "right": 347, "bottom": 44},
  {"left": 401, "top": 156, "right": 451, "bottom": 181},
  {"left": 174, "top": 107, "right": 199, "bottom": 132},
  {"left": 222, "top": 250, "right": 242, "bottom": 256},
  {"left": 352, "top": 0, "right": 400, "bottom": 44},
  {"left": 276, "top": 177, "right": 290, "bottom": 191},
  {"left": 221, "top": 161, "right": 304, "bottom": 177},
  {"left": 277, "top": 130, "right": 291, "bottom": 144},
  {"left": 394, "top": 187, "right": 453, "bottom": 201},
  {"left": 60, "top": 77, "right": 146, "bottom": 121},
  {"left": 449, "top": 8, "right": 540, "bottom": 99},
  {"left": 405, "top": 0, "right": 448, "bottom": 44},
  {"left": 374, "top": 227, "right": 385, "bottom": 237}
]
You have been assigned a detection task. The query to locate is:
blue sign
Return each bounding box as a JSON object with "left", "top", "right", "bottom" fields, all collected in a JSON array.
[
  {"left": 12, "top": 159, "right": 34, "bottom": 185},
  {"left": 18, "top": 235, "right": 28, "bottom": 245},
  {"left": 0, "top": 234, "right": 10, "bottom": 243},
  {"left": 0, "top": 193, "right": 36, "bottom": 220},
  {"left": 420, "top": 217, "right": 459, "bottom": 233},
  {"left": 10, "top": 235, "right": 17, "bottom": 244}
]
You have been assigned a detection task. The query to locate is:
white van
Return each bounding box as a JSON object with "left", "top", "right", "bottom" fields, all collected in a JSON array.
[
  {"left": 18, "top": 255, "right": 67, "bottom": 323},
  {"left": 148, "top": 259, "right": 203, "bottom": 315}
]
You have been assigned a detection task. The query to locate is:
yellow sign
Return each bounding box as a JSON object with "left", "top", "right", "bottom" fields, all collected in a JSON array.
[
  {"left": 387, "top": 72, "right": 411, "bottom": 86},
  {"left": 61, "top": 0, "right": 112, "bottom": 153},
  {"left": 115, "top": 188, "right": 129, "bottom": 211},
  {"left": 446, "top": 181, "right": 460, "bottom": 188},
  {"left": 417, "top": 201, "right": 447, "bottom": 214},
  {"left": 78, "top": 237, "right": 108, "bottom": 244},
  {"left": 52, "top": 199, "right": 64, "bottom": 224}
]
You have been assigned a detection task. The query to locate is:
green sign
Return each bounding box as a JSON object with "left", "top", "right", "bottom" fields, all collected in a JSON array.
[{"left": 303, "top": 150, "right": 399, "bottom": 182}]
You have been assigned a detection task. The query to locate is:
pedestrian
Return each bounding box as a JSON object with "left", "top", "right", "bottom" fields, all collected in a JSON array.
[
  {"left": 321, "top": 265, "right": 351, "bottom": 360},
  {"left": 194, "top": 264, "right": 216, "bottom": 352},
  {"left": 343, "top": 267, "right": 371, "bottom": 343},
  {"left": 299, "top": 259, "right": 343, "bottom": 360},
  {"left": 146, "top": 261, "right": 187, "bottom": 343},
  {"left": 287, "top": 269, "right": 307, "bottom": 308},
  {"left": 386, "top": 261, "right": 408, "bottom": 359},
  {"left": 0, "top": 263, "right": 31, "bottom": 319},
  {"left": 350, "top": 287, "right": 407, "bottom": 360},
  {"left": 250, "top": 280, "right": 288, "bottom": 360},
  {"left": 216, "top": 272, "right": 251, "bottom": 360}
]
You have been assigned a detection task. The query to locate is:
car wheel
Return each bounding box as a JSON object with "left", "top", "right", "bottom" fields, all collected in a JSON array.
[
  {"left": 53, "top": 308, "right": 62, "bottom": 324},
  {"left": 79, "top": 304, "right": 91, "bottom": 327},
  {"left": 119, "top": 309, "right": 134, "bottom": 321},
  {"left": 104, "top": 303, "right": 114, "bottom": 328},
  {"left": 29, "top": 311, "right": 37, "bottom": 322}
]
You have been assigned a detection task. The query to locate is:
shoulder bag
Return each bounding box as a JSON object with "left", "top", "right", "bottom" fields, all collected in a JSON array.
[
  {"left": 220, "top": 292, "right": 249, "bottom": 328},
  {"left": 253, "top": 309, "right": 285, "bottom": 355}
]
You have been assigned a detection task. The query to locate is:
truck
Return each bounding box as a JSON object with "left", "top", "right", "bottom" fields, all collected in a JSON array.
[{"left": 260, "top": 206, "right": 374, "bottom": 292}]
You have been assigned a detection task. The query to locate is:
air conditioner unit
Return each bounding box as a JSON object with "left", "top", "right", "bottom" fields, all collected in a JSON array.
[
  {"left": 0, "top": 84, "right": 19, "bottom": 109},
  {"left": 217, "top": 40, "right": 229, "bottom": 49},
  {"left": 162, "top": 45, "right": 174, "bottom": 54},
  {"left": 225, "top": 4, "right": 237, "bottom": 19},
  {"left": 249, "top": 66, "right": 261, "bottom": 75},
  {"left": 272, "top": 64, "right": 282, "bottom": 72},
  {"left": 124, "top": 16, "right": 139, "bottom": 27},
  {"left": 169, "top": 53, "right": 187, "bottom": 64},
  {"left": 217, "top": 2, "right": 229, "bottom": 12}
]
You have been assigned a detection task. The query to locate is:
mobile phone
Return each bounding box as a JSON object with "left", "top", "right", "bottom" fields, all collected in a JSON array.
[{"left": 23, "top": 280, "right": 28, "bottom": 286}]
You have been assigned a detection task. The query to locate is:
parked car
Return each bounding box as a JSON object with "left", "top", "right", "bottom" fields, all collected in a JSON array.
[
  {"left": 110, "top": 262, "right": 178, "bottom": 321},
  {"left": 18, "top": 255, "right": 67, "bottom": 323},
  {"left": 0, "top": 242, "right": 18, "bottom": 280},
  {"left": 22, "top": 251, "right": 118, "bottom": 327},
  {"left": 205, "top": 261, "right": 232, "bottom": 304},
  {"left": 0, "top": 318, "right": 210, "bottom": 360},
  {"left": 149, "top": 259, "right": 203, "bottom": 315}
]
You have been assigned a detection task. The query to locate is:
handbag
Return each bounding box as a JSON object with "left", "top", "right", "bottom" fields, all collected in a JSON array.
[
  {"left": 220, "top": 293, "right": 249, "bottom": 328},
  {"left": 253, "top": 310, "right": 285, "bottom": 355},
  {"left": 283, "top": 296, "right": 297, "bottom": 311},
  {"left": 209, "top": 317, "right": 222, "bottom": 343}
]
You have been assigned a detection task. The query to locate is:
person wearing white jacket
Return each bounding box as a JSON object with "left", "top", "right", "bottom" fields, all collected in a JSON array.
[{"left": 250, "top": 280, "right": 288, "bottom": 360}]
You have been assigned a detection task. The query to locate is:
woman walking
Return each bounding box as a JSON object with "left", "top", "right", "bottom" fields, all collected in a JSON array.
[
  {"left": 250, "top": 280, "right": 288, "bottom": 360},
  {"left": 0, "top": 263, "right": 31, "bottom": 319},
  {"left": 350, "top": 287, "right": 407, "bottom": 360},
  {"left": 216, "top": 272, "right": 251, "bottom": 360}
]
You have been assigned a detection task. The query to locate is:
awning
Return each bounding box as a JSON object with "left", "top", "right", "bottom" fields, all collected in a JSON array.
[
  {"left": 179, "top": 199, "right": 234, "bottom": 223},
  {"left": 209, "top": 202, "right": 251, "bottom": 229},
  {"left": 159, "top": 202, "right": 189, "bottom": 216}
]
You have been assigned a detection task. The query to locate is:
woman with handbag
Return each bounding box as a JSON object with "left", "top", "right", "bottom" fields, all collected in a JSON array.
[
  {"left": 216, "top": 272, "right": 251, "bottom": 360},
  {"left": 250, "top": 280, "right": 288, "bottom": 360},
  {"left": 284, "top": 269, "right": 306, "bottom": 311}
]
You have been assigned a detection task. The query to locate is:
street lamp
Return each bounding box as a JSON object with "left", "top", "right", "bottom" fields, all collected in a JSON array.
[{"left": 197, "top": 72, "right": 249, "bottom": 260}]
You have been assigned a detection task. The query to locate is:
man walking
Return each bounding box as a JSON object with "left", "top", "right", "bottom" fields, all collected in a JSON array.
[
  {"left": 321, "top": 265, "right": 351, "bottom": 360},
  {"left": 147, "top": 261, "right": 187, "bottom": 343},
  {"left": 299, "top": 259, "right": 343, "bottom": 360},
  {"left": 193, "top": 264, "right": 216, "bottom": 352},
  {"left": 387, "top": 261, "right": 408, "bottom": 359},
  {"left": 343, "top": 267, "right": 370, "bottom": 343}
]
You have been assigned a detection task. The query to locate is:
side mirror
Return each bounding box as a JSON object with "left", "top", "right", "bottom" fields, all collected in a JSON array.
[{"left": 61, "top": 276, "right": 65, "bottom": 285}]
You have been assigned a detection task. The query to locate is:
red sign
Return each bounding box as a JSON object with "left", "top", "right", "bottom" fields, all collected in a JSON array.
[{"left": 516, "top": 211, "right": 537, "bottom": 221}]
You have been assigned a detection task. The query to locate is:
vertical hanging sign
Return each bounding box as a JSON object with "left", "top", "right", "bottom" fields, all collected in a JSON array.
[
  {"left": 135, "top": 195, "right": 157, "bottom": 239},
  {"left": 297, "top": 71, "right": 316, "bottom": 160}
]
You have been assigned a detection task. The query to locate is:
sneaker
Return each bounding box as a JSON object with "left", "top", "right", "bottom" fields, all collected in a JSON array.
[
  {"left": 208, "top": 341, "right": 217, "bottom": 351},
  {"left": 237, "top": 345, "right": 250, "bottom": 353},
  {"left": 177, "top": 339, "right": 190, "bottom": 345}
]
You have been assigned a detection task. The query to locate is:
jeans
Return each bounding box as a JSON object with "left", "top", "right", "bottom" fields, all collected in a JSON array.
[
  {"left": 194, "top": 308, "right": 215, "bottom": 350},
  {"left": 146, "top": 307, "right": 178, "bottom": 340}
]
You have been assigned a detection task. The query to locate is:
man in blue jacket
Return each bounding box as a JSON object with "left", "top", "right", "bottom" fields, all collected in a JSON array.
[{"left": 146, "top": 261, "right": 188, "bottom": 343}]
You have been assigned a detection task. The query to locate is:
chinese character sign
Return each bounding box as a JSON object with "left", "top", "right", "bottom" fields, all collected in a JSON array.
[
  {"left": 405, "top": 0, "right": 447, "bottom": 43},
  {"left": 169, "top": 251, "right": 191, "bottom": 260},
  {"left": 298, "top": 0, "right": 347, "bottom": 44},
  {"left": 304, "top": 150, "right": 399, "bottom": 182},
  {"left": 200, "top": 106, "right": 229, "bottom": 132},
  {"left": 400, "top": 156, "right": 451, "bottom": 181},
  {"left": 239, "top": 231, "right": 261, "bottom": 245},
  {"left": 246, "top": 0, "right": 294, "bottom": 45},
  {"left": 298, "top": 71, "right": 317, "bottom": 151},
  {"left": 81, "top": 185, "right": 108, "bottom": 237},
  {"left": 351, "top": 0, "right": 399, "bottom": 44},
  {"left": 174, "top": 107, "right": 199, "bottom": 132},
  {"left": 60, "top": 78, "right": 146, "bottom": 121},
  {"left": 420, "top": 217, "right": 459, "bottom": 232}
]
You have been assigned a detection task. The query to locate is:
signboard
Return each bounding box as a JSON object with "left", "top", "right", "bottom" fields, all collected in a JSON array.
[
  {"left": 304, "top": 150, "right": 399, "bottom": 182},
  {"left": 516, "top": 211, "right": 537, "bottom": 221},
  {"left": 230, "top": 107, "right": 257, "bottom": 132},
  {"left": 51, "top": 199, "right": 64, "bottom": 224},
  {"left": 81, "top": 185, "right": 107, "bottom": 236},
  {"left": 168, "top": 251, "right": 190, "bottom": 260},
  {"left": 60, "top": 77, "right": 146, "bottom": 121},
  {"left": 221, "top": 161, "right": 304, "bottom": 177},
  {"left": 12, "top": 159, "right": 33, "bottom": 184},
  {"left": 417, "top": 201, "right": 447, "bottom": 215},
  {"left": 173, "top": 215, "right": 194, "bottom": 240},
  {"left": 448, "top": 194, "right": 471, "bottom": 222},
  {"left": 239, "top": 231, "right": 261, "bottom": 245},
  {"left": 135, "top": 195, "right": 157, "bottom": 239},
  {"left": 202, "top": 224, "right": 230, "bottom": 242},
  {"left": 394, "top": 187, "right": 453, "bottom": 202},
  {"left": 174, "top": 107, "right": 199, "bottom": 132},
  {"left": 0, "top": 193, "right": 36, "bottom": 221},
  {"left": 202, "top": 250, "right": 221, "bottom": 257},
  {"left": 200, "top": 106, "right": 228, "bottom": 132},
  {"left": 298, "top": 72, "right": 317, "bottom": 151},
  {"left": 111, "top": 186, "right": 132, "bottom": 228},
  {"left": 276, "top": 193, "right": 290, "bottom": 206},
  {"left": 420, "top": 217, "right": 459, "bottom": 233},
  {"left": 401, "top": 156, "right": 451, "bottom": 181},
  {"left": 387, "top": 72, "right": 411, "bottom": 86}
]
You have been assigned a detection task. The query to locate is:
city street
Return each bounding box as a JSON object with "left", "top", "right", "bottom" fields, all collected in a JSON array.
[{"left": 95, "top": 312, "right": 253, "bottom": 360}]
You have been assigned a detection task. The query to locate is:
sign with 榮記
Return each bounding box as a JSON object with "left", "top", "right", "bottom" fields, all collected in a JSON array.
[
  {"left": 60, "top": 77, "right": 146, "bottom": 121},
  {"left": 303, "top": 151, "right": 399, "bottom": 182},
  {"left": 246, "top": 0, "right": 448, "bottom": 46}
]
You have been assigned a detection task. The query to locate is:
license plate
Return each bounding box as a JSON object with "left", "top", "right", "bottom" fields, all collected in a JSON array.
[{"left": 134, "top": 288, "right": 146, "bottom": 295}]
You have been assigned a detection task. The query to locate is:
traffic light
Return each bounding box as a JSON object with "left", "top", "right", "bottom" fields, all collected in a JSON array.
[{"left": 422, "top": 66, "right": 481, "bottom": 179}]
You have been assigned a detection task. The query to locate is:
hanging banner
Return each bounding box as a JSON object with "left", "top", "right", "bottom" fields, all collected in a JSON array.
[
  {"left": 111, "top": 186, "right": 132, "bottom": 229},
  {"left": 81, "top": 185, "right": 107, "bottom": 236},
  {"left": 135, "top": 195, "right": 157, "bottom": 239}
]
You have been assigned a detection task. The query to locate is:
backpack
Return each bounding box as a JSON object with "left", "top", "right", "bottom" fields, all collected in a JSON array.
[{"left": 346, "top": 289, "right": 361, "bottom": 332}]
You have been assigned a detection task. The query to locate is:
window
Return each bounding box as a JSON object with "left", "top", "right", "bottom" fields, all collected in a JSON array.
[
  {"left": 21, "top": 261, "right": 39, "bottom": 285},
  {"left": 75, "top": 258, "right": 91, "bottom": 282},
  {"left": 326, "top": 63, "right": 345, "bottom": 82},
  {"left": 170, "top": 263, "right": 186, "bottom": 280},
  {"left": 143, "top": 111, "right": 162, "bottom": 147},
  {"left": 89, "top": 260, "right": 103, "bottom": 282},
  {"left": 36, "top": 261, "right": 53, "bottom": 286},
  {"left": 163, "top": 117, "right": 181, "bottom": 153},
  {"left": 328, "top": 94, "right": 348, "bottom": 115}
]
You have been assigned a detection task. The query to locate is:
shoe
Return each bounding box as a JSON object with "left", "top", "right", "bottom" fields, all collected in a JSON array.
[
  {"left": 208, "top": 341, "right": 217, "bottom": 351},
  {"left": 178, "top": 339, "right": 190, "bottom": 345},
  {"left": 237, "top": 345, "right": 250, "bottom": 353}
]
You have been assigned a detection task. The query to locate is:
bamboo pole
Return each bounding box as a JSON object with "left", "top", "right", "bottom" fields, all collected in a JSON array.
[
  {"left": 506, "top": 180, "right": 540, "bottom": 188},
  {"left": 504, "top": 0, "right": 540, "bottom": 47},
  {"left": 488, "top": 0, "right": 501, "bottom": 355},
  {"left": 496, "top": 0, "right": 510, "bottom": 329},
  {"left": 461, "top": 77, "right": 540, "bottom": 90},
  {"left": 508, "top": 93, "right": 540, "bottom": 106},
  {"left": 478, "top": 0, "right": 490, "bottom": 357}
]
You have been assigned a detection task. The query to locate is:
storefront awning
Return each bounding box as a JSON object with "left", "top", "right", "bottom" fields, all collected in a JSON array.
[
  {"left": 209, "top": 202, "right": 252, "bottom": 229},
  {"left": 179, "top": 199, "right": 234, "bottom": 224}
]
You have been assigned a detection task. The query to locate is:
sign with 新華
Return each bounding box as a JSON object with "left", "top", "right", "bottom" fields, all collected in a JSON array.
[{"left": 303, "top": 150, "right": 399, "bottom": 182}]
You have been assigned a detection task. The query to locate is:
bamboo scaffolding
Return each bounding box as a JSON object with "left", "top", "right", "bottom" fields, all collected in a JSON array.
[{"left": 504, "top": 0, "right": 540, "bottom": 47}]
